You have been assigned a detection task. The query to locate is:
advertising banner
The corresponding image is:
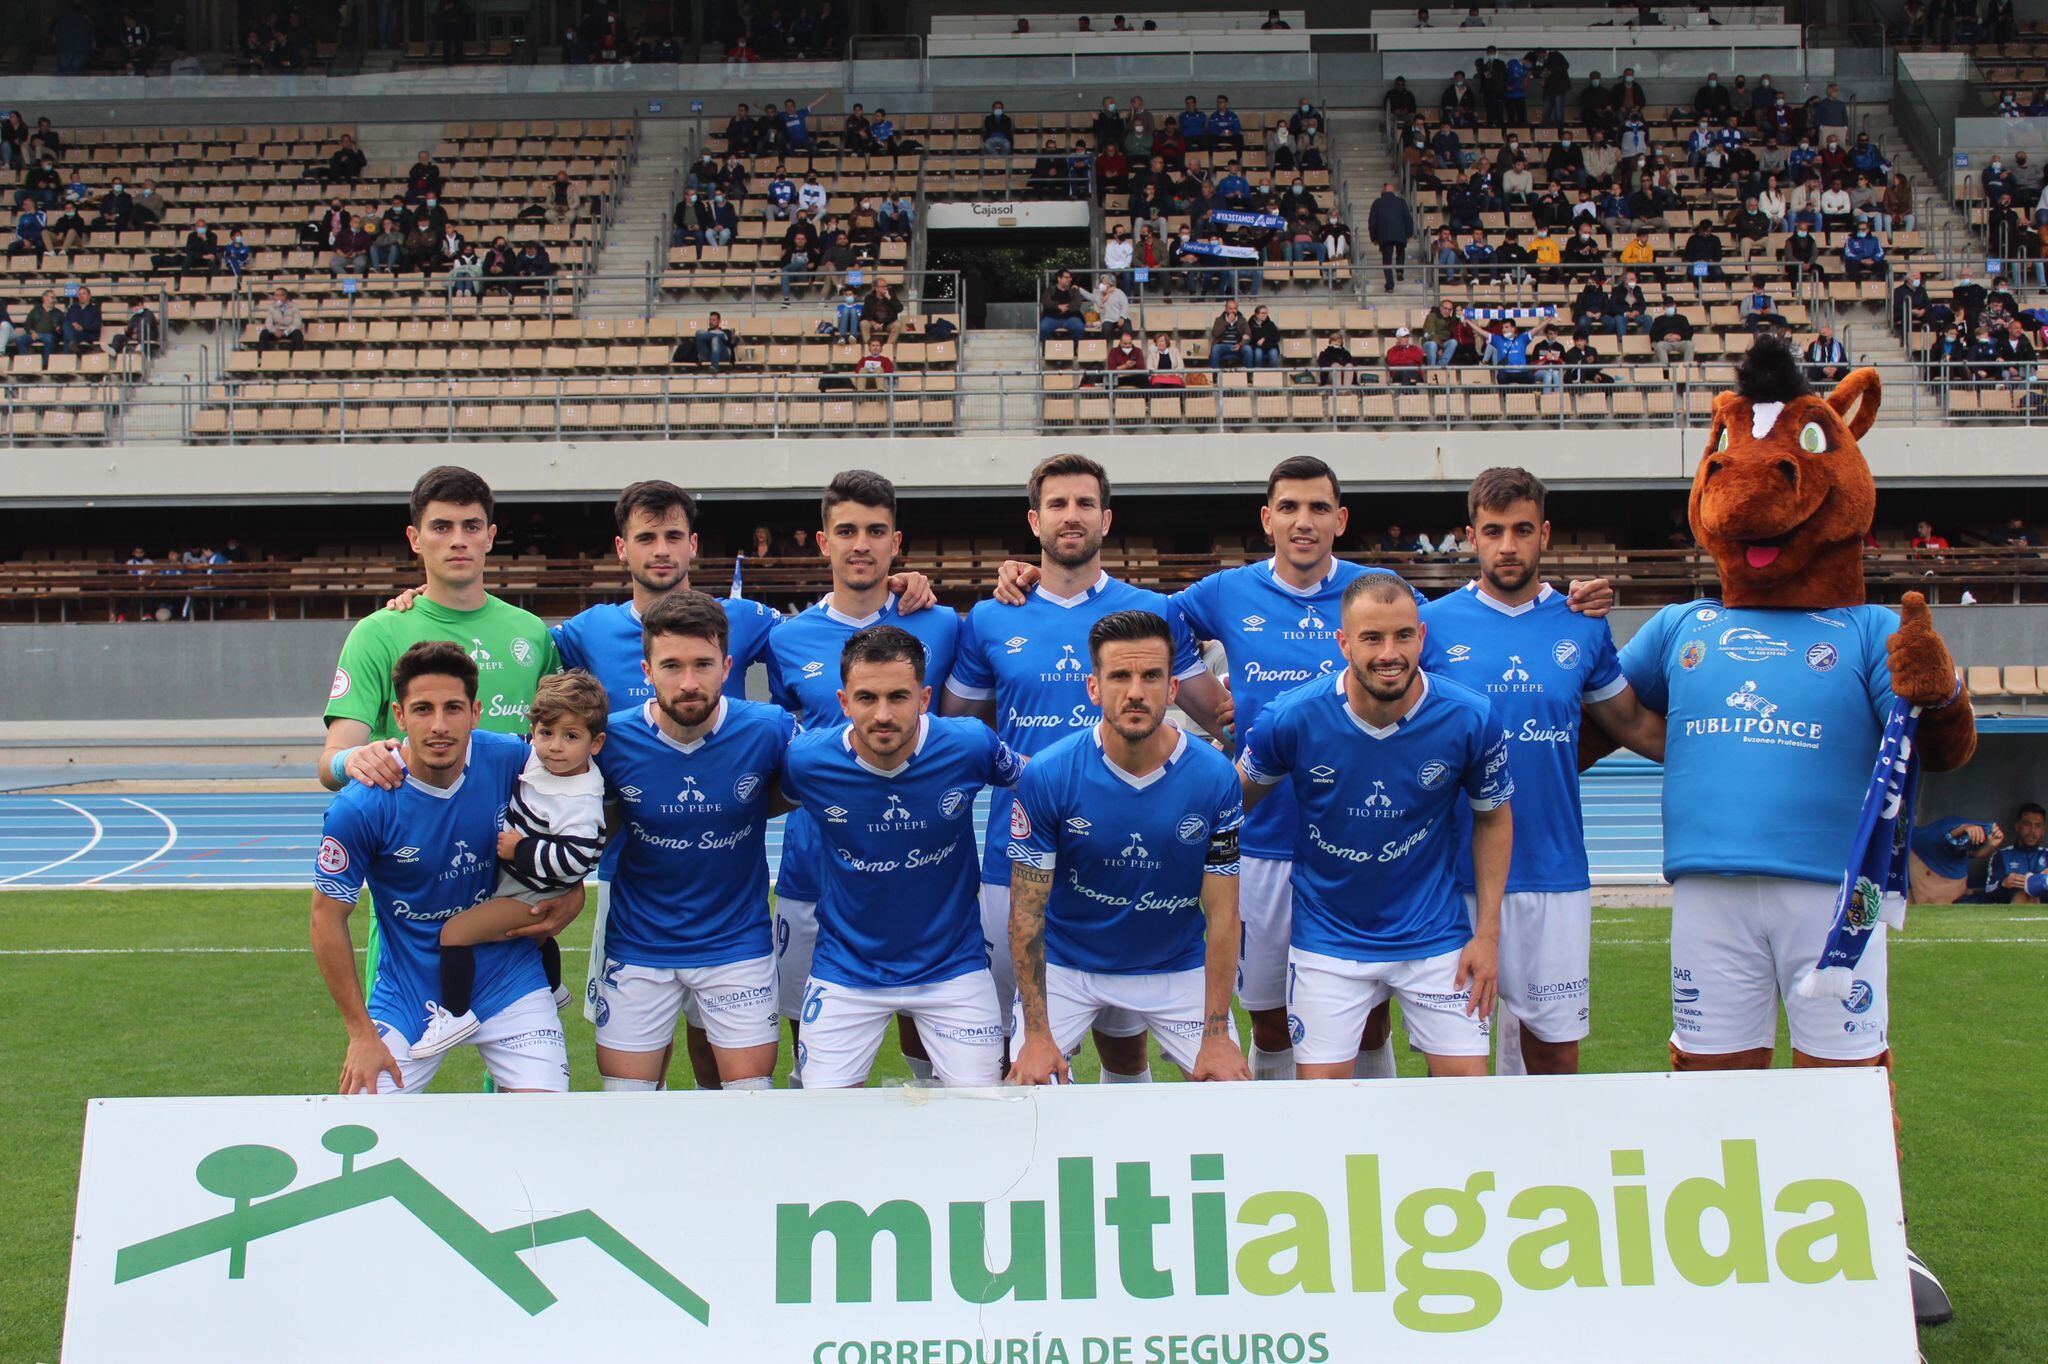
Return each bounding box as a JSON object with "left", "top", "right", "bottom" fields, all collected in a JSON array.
[{"left": 66, "top": 1070, "right": 1914, "bottom": 1362}]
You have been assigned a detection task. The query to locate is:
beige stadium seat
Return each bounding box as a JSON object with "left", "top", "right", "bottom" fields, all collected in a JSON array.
[
  {"left": 2005, "top": 666, "right": 2042, "bottom": 698},
  {"left": 1966, "top": 666, "right": 2006, "bottom": 697}
]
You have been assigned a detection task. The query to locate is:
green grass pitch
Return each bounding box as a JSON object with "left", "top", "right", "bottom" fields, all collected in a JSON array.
[{"left": 1, "top": 892, "right": 2042, "bottom": 1362}]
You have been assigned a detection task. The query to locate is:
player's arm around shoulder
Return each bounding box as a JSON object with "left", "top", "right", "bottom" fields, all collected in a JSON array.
[
  {"left": 939, "top": 602, "right": 998, "bottom": 721},
  {"left": 319, "top": 615, "right": 403, "bottom": 791}
]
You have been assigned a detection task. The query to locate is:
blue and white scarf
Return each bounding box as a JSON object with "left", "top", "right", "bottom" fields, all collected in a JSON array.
[
  {"left": 1796, "top": 697, "right": 1919, "bottom": 999},
  {"left": 1210, "top": 209, "right": 1287, "bottom": 231},
  {"left": 1179, "top": 240, "right": 1261, "bottom": 261},
  {"left": 729, "top": 554, "right": 744, "bottom": 600},
  {"left": 1462, "top": 305, "right": 1557, "bottom": 322}
]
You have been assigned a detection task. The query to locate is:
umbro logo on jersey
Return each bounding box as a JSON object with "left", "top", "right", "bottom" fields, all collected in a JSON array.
[
  {"left": 823, "top": 805, "right": 849, "bottom": 823},
  {"left": 1308, "top": 764, "right": 1337, "bottom": 783},
  {"left": 1004, "top": 635, "right": 1030, "bottom": 653},
  {"left": 801, "top": 660, "right": 825, "bottom": 679},
  {"left": 1443, "top": 644, "right": 1473, "bottom": 663},
  {"left": 618, "top": 785, "right": 644, "bottom": 802},
  {"left": 394, "top": 845, "right": 420, "bottom": 863},
  {"left": 1241, "top": 615, "right": 1267, "bottom": 632},
  {"left": 1065, "top": 816, "right": 1092, "bottom": 834}
]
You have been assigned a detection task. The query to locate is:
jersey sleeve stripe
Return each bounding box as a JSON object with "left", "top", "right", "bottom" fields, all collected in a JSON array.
[
  {"left": 1006, "top": 845, "right": 1055, "bottom": 870},
  {"left": 314, "top": 875, "right": 362, "bottom": 903},
  {"left": 1583, "top": 675, "right": 1629, "bottom": 703},
  {"left": 942, "top": 678, "right": 994, "bottom": 701}
]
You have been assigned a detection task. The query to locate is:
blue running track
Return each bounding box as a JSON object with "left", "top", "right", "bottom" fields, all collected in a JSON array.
[{"left": 0, "top": 759, "right": 1667, "bottom": 890}]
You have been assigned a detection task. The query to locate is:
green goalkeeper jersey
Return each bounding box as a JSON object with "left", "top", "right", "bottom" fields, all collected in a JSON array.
[{"left": 325, "top": 594, "right": 559, "bottom": 741}]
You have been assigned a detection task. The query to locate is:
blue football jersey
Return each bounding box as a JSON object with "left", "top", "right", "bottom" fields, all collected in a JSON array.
[
  {"left": 1172, "top": 558, "right": 1424, "bottom": 861},
  {"left": 1619, "top": 601, "right": 1896, "bottom": 885},
  {"left": 1421, "top": 581, "right": 1625, "bottom": 892},
  {"left": 314, "top": 730, "right": 545, "bottom": 1043},
  {"left": 552, "top": 594, "right": 781, "bottom": 880},
  {"left": 1986, "top": 844, "right": 2048, "bottom": 895},
  {"left": 780, "top": 715, "right": 1023, "bottom": 988},
  {"left": 1007, "top": 725, "right": 1243, "bottom": 975},
  {"left": 1240, "top": 672, "right": 1513, "bottom": 963},
  {"left": 946, "top": 572, "right": 1205, "bottom": 885},
  {"left": 599, "top": 697, "right": 795, "bottom": 969},
  {"left": 765, "top": 596, "right": 962, "bottom": 904}
]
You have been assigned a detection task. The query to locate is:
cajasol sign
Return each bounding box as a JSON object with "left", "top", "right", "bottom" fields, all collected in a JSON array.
[{"left": 66, "top": 1071, "right": 1915, "bottom": 1361}]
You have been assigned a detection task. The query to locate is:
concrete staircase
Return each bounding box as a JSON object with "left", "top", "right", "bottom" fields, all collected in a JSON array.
[
  {"left": 121, "top": 332, "right": 214, "bottom": 443},
  {"left": 1329, "top": 108, "right": 1432, "bottom": 306},
  {"left": 956, "top": 330, "right": 1042, "bottom": 433},
  {"left": 580, "top": 120, "right": 691, "bottom": 313}
]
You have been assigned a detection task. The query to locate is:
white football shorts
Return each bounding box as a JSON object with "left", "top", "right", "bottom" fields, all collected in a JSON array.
[
  {"left": 1286, "top": 946, "right": 1491, "bottom": 1064},
  {"left": 373, "top": 987, "right": 568, "bottom": 1094},
  {"left": 796, "top": 969, "right": 1005, "bottom": 1088},
  {"left": 594, "top": 955, "right": 780, "bottom": 1053}
]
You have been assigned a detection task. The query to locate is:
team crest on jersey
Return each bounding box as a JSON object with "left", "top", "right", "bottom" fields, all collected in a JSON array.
[
  {"left": 1176, "top": 815, "right": 1208, "bottom": 844},
  {"left": 329, "top": 667, "right": 351, "bottom": 700},
  {"left": 1443, "top": 644, "right": 1472, "bottom": 664},
  {"left": 1009, "top": 803, "right": 1031, "bottom": 839},
  {"left": 1845, "top": 875, "right": 1881, "bottom": 931},
  {"left": 1719, "top": 626, "right": 1790, "bottom": 662},
  {"left": 734, "top": 772, "right": 763, "bottom": 803},
  {"left": 1004, "top": 635, "right": 1030, "bottom": 654},
  {"left": 317, "top": 836, "right": 349, "bottom": 874},
  {"left": 1805, "top": 642, "right": 1839, "bottom": 673},
  {"left": 1679, "top": 640, "right": 1706, "bottom": 670},
  {"left": 1417, "top": 759, "right": 1450, "bottom": 790},
  {"left": 1552, "top": 640, "right": 1581, "bottom": 670},
  {"left": 1064, "top": 816, "right": 1092, "bottom": 835},
  {"left": 511, "top": 637, "right": 535, "bottom": 666},
  {"left": 1241, "top": 614, "right": 1267, "bottom": 633},
  {"left": 939, "top": 788, "right": 971, "bottom": 820},
  {"left": 1844, "top": 979, "right": 1875, "bottom": 1014}
]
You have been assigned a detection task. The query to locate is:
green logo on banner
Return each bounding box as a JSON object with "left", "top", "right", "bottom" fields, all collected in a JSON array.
[{"left": 113, "top": 1124, "right": 709, "bottom": 1323}]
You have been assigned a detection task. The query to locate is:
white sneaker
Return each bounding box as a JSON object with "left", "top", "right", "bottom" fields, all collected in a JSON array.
[
  {"left": 411, "top": 1002, "right": 479, "bottom": 1058},
  {"left": 552, "top": 983, "right": 572, "bottom": 1011}
]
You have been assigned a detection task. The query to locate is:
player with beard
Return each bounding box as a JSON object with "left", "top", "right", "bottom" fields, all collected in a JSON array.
[
  {"left": 781, "top": 628, "right": 1023, "bottom": 1088},
  {"left": 1006, "top": 611, "right": 1250, "bottom": 1085},
  {"left": 765, "top": 470, "right": 961, "bottom": 1085},
  {"left": 588, "top": 591, "right": 792, "bottom": 1091},
  {"left": 1420, "top": 468, "right": 1664, "bottom": 1075},
  {"left": 941, "top": 454, "right": 1229, "bottom": 1082},
  {"left": 1239, "top": 574, "right": 1513, "bottom": 1078}
]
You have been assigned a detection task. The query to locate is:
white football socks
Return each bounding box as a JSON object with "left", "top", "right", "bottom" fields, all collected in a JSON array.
[
  {"left": 600, "top": 1076, "right": 659, "bottom": 1092},
  {"left": 1100, "top": 1065, "right": 1153, "bottom": 1084},
  {"left": 1493, "top": 1011, "right": 1527, "bottom": 1077},
  {"left": 1249, "top": 1044, "right": 1295, "bottom": 1081},
  {"left": 904, "top": 1054, "right": 936, "bottom": 1085},
  {"left": 785, "top": 1068, "right": 804, "bottom": 1090},
  {"left": 1353, "top": 1038, "right": 1397, "bottom": 1080},
  {"left": 724, "top": 1076, "right": 773, "bottom": 1092}
]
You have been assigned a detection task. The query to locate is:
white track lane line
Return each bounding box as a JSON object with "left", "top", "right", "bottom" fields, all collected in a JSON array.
[
  {"left": 81, "top": 799, "right": 179, "bottom": 886},
  {"left": 0, "top": 799, "right": 106, "bottom": 886}
]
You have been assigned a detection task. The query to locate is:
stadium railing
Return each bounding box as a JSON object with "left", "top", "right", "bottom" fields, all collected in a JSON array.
[{"left": 9, "top": 546, "right": 2044, "bottom": 624}]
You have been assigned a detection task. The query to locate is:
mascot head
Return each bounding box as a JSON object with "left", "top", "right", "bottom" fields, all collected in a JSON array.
[{"left": 1692, "top": 336, "right": 1881, "bottom": 610}]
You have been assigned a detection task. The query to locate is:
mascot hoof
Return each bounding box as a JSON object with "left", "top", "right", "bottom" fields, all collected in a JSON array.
[
  {"left": 1907, "top": 1247, "right": 1954, "bottom": 1326},
  {"left": 1885, "top": 592, "right": 1959, "bottom": 709}
]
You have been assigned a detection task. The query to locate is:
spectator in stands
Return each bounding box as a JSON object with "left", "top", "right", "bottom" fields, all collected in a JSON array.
[
  {"left": 1462, "top": 228, "right": 1497, "bottom": 281},
  {"left": 1209, "top": 96, "right": 1245, "bottom": 153},
  {"left": 1561, "top": 221, "right": 1605, "bottom": 277},
  {"left": 1564, "top": 330, "right": 1613, "bottom": 385},
  {"left": 1893, "top": 270, "right": 1932, "bottom": 333},
  {"left": 1910, "top": 521, "right": 1950, "bottom": 554},
  {"left": 1728, "top": 194, "right": 1772, "bottom": 261},
  {"left": 780, "top": 92, "right": 833, "bottom": 154},
  {"left": 1987, "top": 193, "right": 2026, "bottom": 261},
  {"left": 1106, "top": 329, "right": 1146, "bottom": 387},
  {"left": 1540, "top": 56, "right": 1572, "bottom": 132},
  {"left": 220, "top": 228, "right": 252, "bottom": 278},
  {"left": 1125, "top": 98, "right": 1156, "bottom": 155},
  {"left": 404, "top": 150, "right": 444, "bottom": 206},
  {"left": 0, "top": 300, "right": 11, "bottom": 355},
  {"left": 434, "top": 0, "right": 468, "bottom": 64},
  {"left": 180, "top": 217, "right": 218, "bottom": 276},
  {"left": 982, "top": 102, "right": 1014, "bottom": 154},
  {"left": 1952, "top": 273, "right": 1989, "bottom": 332},
  {"left": 1998, "top": 516, "right": 2042, "bottom": 548},
  {"left": 1819, "top": 178, "right": 1855, "bottom": 233},
  {"left": 1384, "top": 76, "right": 1418, "bottom": 131},
  {"left": 1742, "top": 279, "right": 1790, "bottom": 331},
  {"left": 1103, "top": 225, "right": 1135, "bottom": 289},
  {"left": 1383, "top": 328, "right": 1423, "bottom": 385},
  {"left": 1144, "top": 331, "right": 1186, "bottom": 387},
  {"left": 110, "top": 297, "right": 159, "bottom": 356},
  {"left": 1692, "top": 74, "right": 1732, "bottom": 122},
  {"left": 1365, "top": 182, "right": 1415, "bottom": 294},
  {"left": 689, "top": 311, "right": 736, "bottom": 374},
  {"left": 797, "top": 170, "right": 828, "bottom": 216},
  {"left": 47, "top": 197, "right": 86, "bottom": 254},
  {"left": 1489, "top": 318, "right": 1535, "bottom": 384},
  {"left": 96, "top": 177, "right": 133, "bottom": 235},
  {"left": 514, "top": 240, "right": 554, "bottom": 289},
  {"left": 257, "top": 287, "right": 303, "bottom": 352},
  {"left": 403, "top": 214, "right": 440, "bottom": 273},
  {"left": 1753, "top": 177, "right": 1789, "bottom": 234},
  {"left": 1619, "top": 228, "right": 1656, "bottom": 281},
  {"left": 1529, "top": 325, "right": 1566, "bottom": 390},
  {"left": 707, "top": 191, "right": 739, "bottom": 246},
  {"left": 1923, "top": 322, "right": 1967, "bottom": 384},
  {"left": 0, "top": 112, "right": 25, "bottom": 170},
  {"left": 1094, "top": 274, "right": 1131, "bottom": 341},
  {"left": 350, "top": 214, "right": 389, "bottom": 272},
  {"left": 548, "top": 171, "right": 579, "bottom": 226},
  {"left": 777, "top": 216, "right": 819, "bottom": 304},
  {"left": 1603, "top": 271, "right": 1649, "bottom": 340},
  {"left": 1209, "top": 298, "right": 1249, "bottom": 369},
  {"left": 1781, "top": 222, "right": 1822, "bottom": 285},
  {"left": 19, "top": 156, "right": 60, "bottom": 211},
  {"left": 320, "top": 134, "right": 367, "bottom": 187},
  {"left": 60, "top": 286, "right": 101, "bottom": 354},
  {"left": 764, "top": 166, "right": 797, "bottom": 219},
  {"left": 1242, "top": 305, "right": 1282, "bottom": 369},
  {"left": 1803, "top": 326, "right": 1850, "bottom": 385},
  {"left": 1840, "top": 221, "right": 1887, "bottom": 281},
  {"left": 1441, "top": 70, "right": 1478, "bottom": 127},
  {"left": 1036, "top": 270, "right": 1085, "bottom": 343},
  {"left": 1682, "top": 221, "right": 1725, "bottom": 282},
  {"left": 841, "top": 103, "right": 876, "bottom": 155},
  {"left": 1814, "top": 84, "right": 1849, "bottom": 150},
  {"left": 1995, "top": 317, "right": 2038, "bottom": 379},
  {"left": 1421, "top": 299, "right": 1471, "bottom": 365},
  {"left": 1649, "top": 300, "right": 1695, "bottom": 368},
  {"left": 16, "top": 290, "right": 60, "bottom": 361},
  {"left": 1096, "top": 143, "right": 1130, "bottom": 203},
  {"left": 1092, "top": 98, "right": 1127, "bottom": 155},
  {"left": 852, "top": 336, "right": 895, "bottom": 391},
  {"left": 1431, "top": 227, "right": 1463, "bottom": 285},
  {"left": 1571, "top": 274, "right": 1609, "bottom": 330},
  {"left": 878, "top": 190, "right": 913, "bottom": 241}
]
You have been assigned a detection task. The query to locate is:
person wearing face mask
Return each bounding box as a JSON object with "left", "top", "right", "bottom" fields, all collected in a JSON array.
[
  {"left": 1122, "top": 97, "right": 1155, "bottom": 157},
  {"left": 1818, "top": 176, "right": 1854, "bottom": 233},
  {"left": 1279, "top": 177, "right": 1318, "bottom": 221},
  {"left": 707, "top": 189, "right": 739, "bottom": 247},
  {"left": 1092, "top": 98, "right": 1126, "bottom": 154},
  {"left": 98, "top": 178, "right": 133, "bottom": 233},
  {"left": 982, "top": 102, "right": 1014, "bottom": 154},
  {"left": 1545, "top": 133, "right": 1584, "bottom": 188},
  {"left": 1208, "top": 95, "right": 1244, "bottom": 153},
  {"left": 1814, "top": 83, "right": 1849, "bottom": 150},
  {"left": 1892, "top": 272, "right": 1932, "bottom": 334},
  {"left": 1103, "top": 225, "right": 1134, "bottom": 290},
  {"left": 878, "top": 190, "right": 913, "bottom": 241},
  {"left": 1693, "top": 72, "right": 1732, "bottom": 121},
  {"left": 671, "top": 191, "right": 705, "bottom": 248},
  {"left": 1779, "top": 220, "right": 1823, "bottom": 285},
  {"left": 221, "top": 229, "right": 252, "bottom": 277},
  {"left": 1440, "top": 71, "right": 1478, "bottom": 125}
]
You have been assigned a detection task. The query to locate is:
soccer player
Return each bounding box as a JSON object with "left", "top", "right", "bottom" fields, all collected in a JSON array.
[
  {"left": 1238, "top": 574, "right": 1513, "bottom": 1079},
  {"left": 1419, "top": 468, "right": 1665, "bottom": 1075},
  {"left": 941, "top": 453, "right": 1227, "bottom": 1082},
  {"left": 764, "top": 470, "right": 960, "bottom": 1085},
  {"left": 413, "top": 670, "right": 609, "bottom": 1057},
  {"left": 1006, "top": 611, "right": 1251, "bottom": 1084},
  {"left": 1981, "top": 802, "right": 2047, "bottom": 903},
  {"left": 319, "top": 466, "right": 559, "bottom": 794},
  {"left": 310, "top": 641, "right": 569, "bottom": 1094},
  {"left": 590, "top": 591, "right": 792, "bottom": 1092},
  {"left": 780, "top": 627, "right": 1022, "bottom": 1088}
]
